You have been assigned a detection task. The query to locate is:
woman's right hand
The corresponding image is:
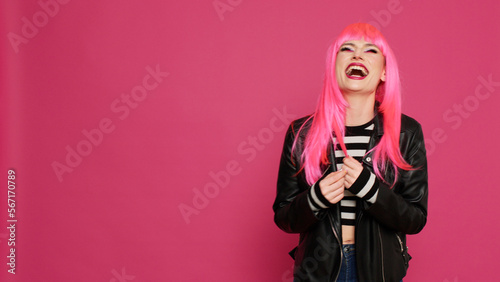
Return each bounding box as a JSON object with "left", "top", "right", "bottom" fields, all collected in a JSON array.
[{"left": 318, "top": 170, "right": 347, "bottom": 204}]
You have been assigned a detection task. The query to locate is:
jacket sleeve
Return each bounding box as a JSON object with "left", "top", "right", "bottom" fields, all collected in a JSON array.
[
  {"left": 272, "top": 123, "right": 323, "bottom": 234},
  {"left": 363, "top": 123, "right": 428, "bottom": 234}
]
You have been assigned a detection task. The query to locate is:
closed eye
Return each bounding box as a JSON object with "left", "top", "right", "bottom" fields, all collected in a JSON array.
[
  {"left": 340, "top": 46, "right": 354, "bottom": 52},
  {"left": 365, "top": 49, "right": 378, "bottom": 54}
]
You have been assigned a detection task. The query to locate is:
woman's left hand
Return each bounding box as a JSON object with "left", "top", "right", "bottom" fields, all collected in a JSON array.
[{"left": 342, "top": 156, "right": 364, "bottom": 189}]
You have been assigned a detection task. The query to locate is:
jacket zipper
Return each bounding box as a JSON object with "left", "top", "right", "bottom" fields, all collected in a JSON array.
[
  {"left": 327, "top": 143, "right": 342, "bottom": 281},
  {"left": 378, "top": 227, "right": 386, "bottom": 282},
  {"left": 321, "top": 165, "right": 331, "bottom": 178},
  {"left": 328, "top": 213, "right": 342, "bottom": 282},
  {"left": 396, "top": 233, "right": 410, "bottom": 269},
  {"left": 396, "top": 233, "right": 404, "bottom": 253}
]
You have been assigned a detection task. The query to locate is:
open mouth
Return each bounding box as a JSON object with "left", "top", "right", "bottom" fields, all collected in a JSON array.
[{"left": 345, "top": 63, "right": 369, "bottom": 79}]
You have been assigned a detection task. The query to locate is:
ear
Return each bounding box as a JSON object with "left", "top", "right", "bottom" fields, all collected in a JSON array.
[{"left": 380, "top": 69, "right": 386, "bottom": 82}]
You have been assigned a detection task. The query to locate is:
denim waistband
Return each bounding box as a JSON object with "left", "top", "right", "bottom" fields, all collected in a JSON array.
[{"left": 342, "top": 244, "right": 355, "bottom": 254}]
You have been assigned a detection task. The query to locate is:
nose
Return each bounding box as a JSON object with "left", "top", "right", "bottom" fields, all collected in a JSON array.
[{"left": 352, "top": 50, "right": 363, "bottom": 60}]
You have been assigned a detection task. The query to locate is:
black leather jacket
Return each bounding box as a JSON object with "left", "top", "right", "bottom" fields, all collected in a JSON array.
[{"left": 273, "top": 113, "right": 428, "bottom": 282}]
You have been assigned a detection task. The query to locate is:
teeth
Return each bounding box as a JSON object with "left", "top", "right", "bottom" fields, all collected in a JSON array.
[{"left": 346, "top": 65, "right": 368, "bottom": 76}]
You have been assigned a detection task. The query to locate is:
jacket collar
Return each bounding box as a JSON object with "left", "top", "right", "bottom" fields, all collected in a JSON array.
[{"left": 374, "top": 112, "right": 384, "bottom": 136}]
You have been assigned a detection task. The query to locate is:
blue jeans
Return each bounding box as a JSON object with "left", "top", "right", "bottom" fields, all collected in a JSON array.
[
  {"left": 337, "top": 245, "right": 403, "bottom": 282},
  {"left": 337, "top": 244, "right": 358, "bottom": 282},
  {"left": 294, "top": 244, "right": 403, "bottom": 281}
]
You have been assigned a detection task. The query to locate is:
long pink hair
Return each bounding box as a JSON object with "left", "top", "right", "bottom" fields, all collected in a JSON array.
[{"left": 295, "top": 23, "right": 411, "bottom": 185}]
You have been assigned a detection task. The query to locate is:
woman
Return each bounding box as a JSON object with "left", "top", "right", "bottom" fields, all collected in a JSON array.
[{"left": 273, "top": 23, "right": 428, "bottom": 282}]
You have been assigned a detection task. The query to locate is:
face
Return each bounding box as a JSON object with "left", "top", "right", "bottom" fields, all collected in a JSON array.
[{"left": 335, "top": 39, "right": 386, "bottom": 96}]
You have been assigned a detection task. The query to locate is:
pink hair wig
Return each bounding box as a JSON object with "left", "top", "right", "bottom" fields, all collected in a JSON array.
[{"left": 295, "top": 23, "right": 411, "bottom": 186}]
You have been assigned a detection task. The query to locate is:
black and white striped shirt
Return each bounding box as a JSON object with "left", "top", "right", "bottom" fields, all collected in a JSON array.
[{"left": 308, "top": 119, "right": 379, "bottom": 226}]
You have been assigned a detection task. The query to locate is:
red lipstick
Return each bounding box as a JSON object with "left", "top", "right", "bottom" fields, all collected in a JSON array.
[{"left": 345, "top": 63, "right": 369, "bottom": 80}]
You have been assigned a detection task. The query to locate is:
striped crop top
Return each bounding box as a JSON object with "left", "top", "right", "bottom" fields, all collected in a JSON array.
[{"left": 308, "top": 119, "right": 380, "bottom": 226}]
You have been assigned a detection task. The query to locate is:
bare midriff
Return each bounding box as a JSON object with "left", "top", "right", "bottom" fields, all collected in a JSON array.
[{"left": 342, "top": 225, "right": 355, "bottom": 244}]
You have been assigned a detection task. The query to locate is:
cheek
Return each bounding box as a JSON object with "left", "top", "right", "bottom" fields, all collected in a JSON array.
[
  {"left": 335, "top": 61, "right": 345, "bottom": 78},
  {"left": 335, "top": 63, "right": 343, "bottom": 75},
  {"left": 335, "top": 56, "right": 350, "bottom": 71},
  {"left": 374, "top": 57, "right": 385, "bottom": 72},
  {"left": 370, "top": 60, "right": 385, "bottom": 77}
]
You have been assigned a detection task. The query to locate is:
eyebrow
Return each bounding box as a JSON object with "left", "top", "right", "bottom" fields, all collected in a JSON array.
[{"left": 341, "top": 42, "right": 379, "bottom": 49}]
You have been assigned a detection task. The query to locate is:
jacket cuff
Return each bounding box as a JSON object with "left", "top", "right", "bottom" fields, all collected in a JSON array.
[
  {"left": 348, "top": 167, "right": 379, "bottom": 204},
  {"left": 308, "top": 182, "right": 334, "bottom": 211}
]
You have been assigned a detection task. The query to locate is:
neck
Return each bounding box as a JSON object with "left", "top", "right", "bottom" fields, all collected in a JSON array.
[{"left": 344, "top": 92, "right": 376, "bottom": 126}]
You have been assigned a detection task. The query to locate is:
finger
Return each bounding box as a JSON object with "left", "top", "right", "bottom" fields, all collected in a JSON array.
[
  {"left": 326, "top": 191, "right": 345, "bottom": 204},
  {"left": 342, "top": 156, "right": 353, "bottom": 166},
  {"left": 347, "top": 156, "right": 360, "bottom": 162},
  {"left": 325, "top": 186, "right": 344, "bottom": 199},
  {"left": 341, "top": 162, "right": 354, "bottom": 172},
  {"left": 345, "top": 172, "right": 356, "bottom": 181},
  {"left": 324, "top": 184, "right": 345, "bottom": 201},
  {"left": 343, "top": 166, "right": 360, "bottom": 177},
  {"left": 323, "top": 170, "right": 347, "bottom": 184},
  {"left": 344, "top": 174, "right": 355, "bottom": 187},
  {"left": 323, "top": 177, "right": 346, "bottom": 194},
  {"left": 344, "top": 167, "right": 357, "bottom": 178},
  {"left": 343, "top": 156, "right": 361, "bottom": 168}
]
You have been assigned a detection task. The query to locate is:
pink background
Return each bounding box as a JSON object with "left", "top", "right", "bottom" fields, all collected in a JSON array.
[{"left": 1, "top": 1, "right": 499, "bottom": 281}]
